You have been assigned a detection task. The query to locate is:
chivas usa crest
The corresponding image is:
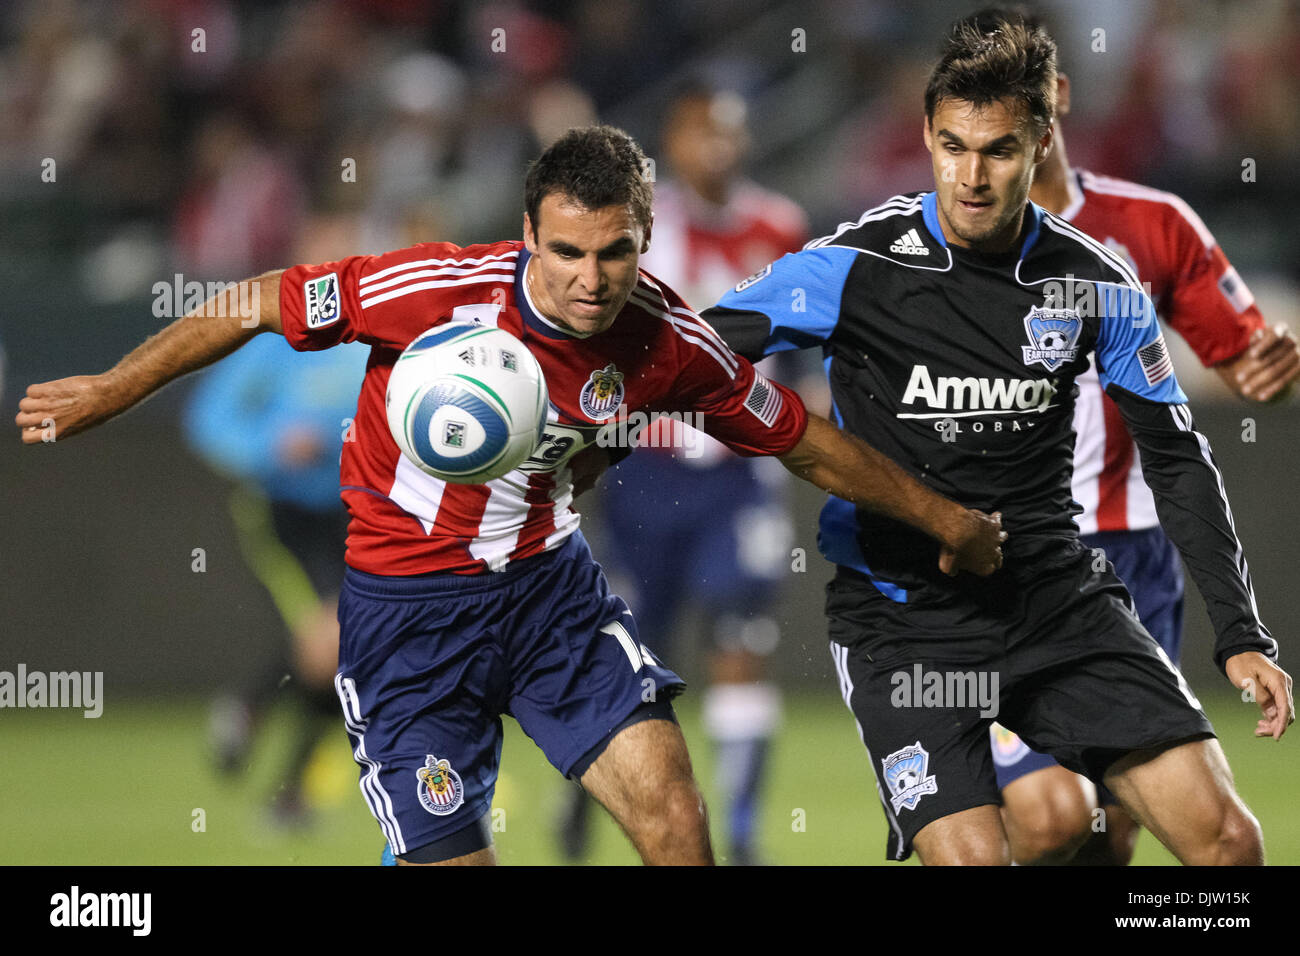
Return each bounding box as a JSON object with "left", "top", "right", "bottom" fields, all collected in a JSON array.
[
  {"left": 417, "top": 755, "right": 464, "bottom": 816},
  {"left": 882, "top": 741, "right": 938, "bottom": 812},
  {"left": 1021, "top": 306, "right": 1082, "bottom": 372},
  {"left": 579, "top": 364, "right": 625, "bottom": 421}
]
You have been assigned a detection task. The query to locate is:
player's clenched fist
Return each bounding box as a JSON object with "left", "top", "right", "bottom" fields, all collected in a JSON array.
[
  {"left": 939, "top": 509, "right": 1005, "bottom": 577},
  {"left": 15, "top": 374, "right": 122, "bottom": 444}
]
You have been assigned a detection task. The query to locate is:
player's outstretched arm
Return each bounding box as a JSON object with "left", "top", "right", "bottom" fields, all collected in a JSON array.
[
  {"left": 777, "top": 412, "right": 1005, "bottom": 576},
  {"left": 1225, "top": 651, "right": 1294, "bottom": 740},
  {"left": 16, "top": 271, "right": 284, "bottom": 444}
]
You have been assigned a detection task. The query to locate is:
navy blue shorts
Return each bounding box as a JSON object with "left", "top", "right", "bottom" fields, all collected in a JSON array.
[
  {"left": 993, "top": 525, "right": 1186, "bottom": 790},
  {"left": 333, "top": 530, "right": 685, "bottom": 857},
  {"left": 602, "top": 453, "right": 790, "bottom": 653}
]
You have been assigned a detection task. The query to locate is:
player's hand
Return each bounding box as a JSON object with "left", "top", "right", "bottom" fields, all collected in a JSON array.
[
  {"left": 1225, "top": 651, "right": 1294, "bottom": 740},
  {"left": 938, "top": 509, "right": 1005, "bottom": 577},
  {"left": 15, "top": 373, "right": 125, "bottom": 444},
  {"left": 1228, "top": 323, "right": 1299, "bottom": 402},
  {"left": 569, "top": 444, "right": 613, "bottom": 499}
]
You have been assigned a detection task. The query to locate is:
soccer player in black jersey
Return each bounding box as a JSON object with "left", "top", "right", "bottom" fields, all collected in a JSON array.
[{"left": 704, "top": 16, "right": 1292, "bottom": 865}]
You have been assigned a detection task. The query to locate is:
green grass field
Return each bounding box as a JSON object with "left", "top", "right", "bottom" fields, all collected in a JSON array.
[{"left": 2, "top": 690, "right": 1294, "bottom": 865}]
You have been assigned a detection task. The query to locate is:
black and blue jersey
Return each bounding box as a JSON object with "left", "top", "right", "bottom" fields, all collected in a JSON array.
[{"left": 704, "top": 191, "right": 1274, "bottom": 673}]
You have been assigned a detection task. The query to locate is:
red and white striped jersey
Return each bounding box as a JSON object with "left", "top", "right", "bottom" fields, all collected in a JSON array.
[
  {"left": 278, "top": 239, "right": 808, "bottom": 575},
  {"left": 1065, "top": 170, "right": 1264, "bottom": 534}
]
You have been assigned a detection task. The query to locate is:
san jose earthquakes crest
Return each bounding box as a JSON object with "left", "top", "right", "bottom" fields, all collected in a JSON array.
[
  {"left": 882, "top": 741, "right": 938, "bottom": 812},
  {"left": 417, "top": 755, "right": 464, "bottom": 816},
  {"left": 579, "top": 363, "right": 625, "bottom": 421},
  {"left": 1021, "top": 306, "right": 1082, "bottom": 372}
]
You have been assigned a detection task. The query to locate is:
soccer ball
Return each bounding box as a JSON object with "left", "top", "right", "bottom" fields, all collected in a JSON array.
[{"left": 386, "top": 323, "right": 549, "bottom": 483}]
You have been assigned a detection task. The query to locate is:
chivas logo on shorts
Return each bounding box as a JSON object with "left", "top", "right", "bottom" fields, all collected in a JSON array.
[
  {"left": 579, "top": 364, "right": 625, "bottom": 421},
  {"left": 417, "top": 755, "right": 465, "bottom": 816},
  {"left": 882, "top": 741, "right": 938, "bottom": 812}
]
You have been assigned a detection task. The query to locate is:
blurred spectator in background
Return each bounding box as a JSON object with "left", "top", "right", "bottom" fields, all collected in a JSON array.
[
  {"left": 185, "top": 330, "right": 367, "bottom": 825},
  {"left": 173, "top": 109, "right": 305, "bottom": 277},
  {"left": 559, "top": 85, "right": 811, "bottom": 865}
]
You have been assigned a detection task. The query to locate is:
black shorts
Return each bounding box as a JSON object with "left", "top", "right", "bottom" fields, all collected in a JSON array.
[{"left": 826, "top": 536, "right": 1214, "bottom": 862}]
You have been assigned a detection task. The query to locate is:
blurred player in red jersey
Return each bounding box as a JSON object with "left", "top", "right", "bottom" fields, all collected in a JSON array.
[
  {"left": 559, "top": 86, "right": 812, "bottom": 865},
  {"left": 976, "top": 7, "right": 1300, "bottom": 866},
  {"left": 16, "top": 126, "right": 1005, "bottom": 866}
]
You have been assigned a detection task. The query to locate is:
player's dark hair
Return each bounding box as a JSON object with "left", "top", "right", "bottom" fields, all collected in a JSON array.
[
  {"left": 524, "top": 125, "right": 653, "bottom": 235},
  {"left": 924, "top": 10, "right": 1057, "bottom": 134}
]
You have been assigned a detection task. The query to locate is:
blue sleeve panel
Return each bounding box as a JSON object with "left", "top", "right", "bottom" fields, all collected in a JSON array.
[
  {"left": 183, "top": 335, "right": 369, "bottom": 509},
  {"left": 1093, "top": 282, "right": 1188, "bottom": 404},
  {"left": 813, "top": 356, "right": 909, "bottom": 602},
  {"left": 712, "top": 245, "right": 858, "bottom": 356}
]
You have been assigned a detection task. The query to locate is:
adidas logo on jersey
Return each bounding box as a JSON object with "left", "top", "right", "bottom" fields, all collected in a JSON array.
[{"left": 889, "top": 229, "right": 929, "bottom": 256}]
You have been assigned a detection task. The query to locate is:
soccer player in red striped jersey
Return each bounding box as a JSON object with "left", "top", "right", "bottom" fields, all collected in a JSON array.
[
  {"left": 16, "top": 126, "right": 1005, "bottom": 865},
  {"left": 977, "top": 7, "right": 1300, "bottom": 866}
]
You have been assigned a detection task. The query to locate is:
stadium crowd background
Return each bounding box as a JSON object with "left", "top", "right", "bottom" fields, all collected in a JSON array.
[{"left": 2, "top": 0, "right": 1298, "bottom": 864}]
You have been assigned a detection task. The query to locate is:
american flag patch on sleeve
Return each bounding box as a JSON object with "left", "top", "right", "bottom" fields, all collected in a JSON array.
[
  {"left": 1138, "top": 333, "right": 1174, "bottom": 386},
  {"left": 744, "top": 372, "right": 783, "bottom": 427},
  {"left": 1217, "top": 266, "right": 1255, "bottom": 313}
]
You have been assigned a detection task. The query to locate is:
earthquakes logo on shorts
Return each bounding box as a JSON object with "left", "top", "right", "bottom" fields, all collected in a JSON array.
[
  {"left": 1021, "top": 306, "right": 1082, "bottom": 372},
  {"left": 579, "top": 364, "right": 625, "bottom": 421},
  {"left": 990, "top": 723, "right": 1029, "bottom": 768},
  {"left": 416, "top": 755, "right": 464, "bottom": 816},
  {"left": 304, "top": 273, "right": 341, "bottom": 328},
  {"left": 882, "top": 741, "right": 938, "bottom": 813},
  {"left": 734, "top": 263, "right": 772, "bottom": 293}
]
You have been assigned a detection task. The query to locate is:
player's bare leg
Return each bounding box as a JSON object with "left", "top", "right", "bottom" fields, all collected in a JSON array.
[
  {"left": 1104, "top": 737, "right": 1263, "bottom": 865},
  {"left": 913, "top": 804, "right": 1011, "bottom": 865},
  {"left": 1071, "top": 803, "right": 1141, "bottom": 866},
  {"left": 1000, "top": 766, "right": 1096, "bottom": 865},
  {"left": 580, "top": 718, "right": 714, "bottom": 865},
  {"left": 396, "top": 847, "right": 497, "bottom": 867}
]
